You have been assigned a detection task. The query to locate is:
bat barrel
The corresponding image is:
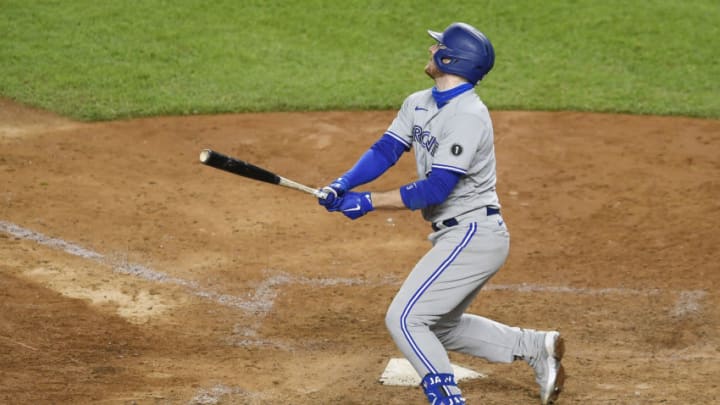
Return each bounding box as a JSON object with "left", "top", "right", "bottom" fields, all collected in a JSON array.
[
  {"left": 199, "top": 148, "right": 325, "bottom": 198},
  {"left": 199, "top": 148, "right": 281, "bottom": 185},
  {"left": 199, "top": 149, "right": 231, "bottom": 168}
]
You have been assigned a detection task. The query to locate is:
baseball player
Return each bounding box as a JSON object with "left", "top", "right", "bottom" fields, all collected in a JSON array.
[{"left": 319, "top": 22, "right": 565, "bottom": 404}]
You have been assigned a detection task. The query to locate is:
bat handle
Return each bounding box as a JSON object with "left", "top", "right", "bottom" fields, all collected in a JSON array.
[
  {"left": 315, "top": 189, "right": 329, "bottom": 199},
  {"left": 277, "top": 177, "right": 329, "bottom": 199}
]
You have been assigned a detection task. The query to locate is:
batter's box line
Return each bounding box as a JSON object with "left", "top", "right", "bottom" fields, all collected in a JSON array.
[
  {"left": 485, "top": 283, "right": 704, "bottom": 297},
  {"left": 485, "top": 283, "right": 707, "bottom": 318},
  {"left": 0, "top": 221, "right": 705, "bottom": 318},
  {"left": 0, "top": 220, "right": 388, "bottom": 315}
]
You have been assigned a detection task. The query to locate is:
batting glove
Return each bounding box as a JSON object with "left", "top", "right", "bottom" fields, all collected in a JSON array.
[
  {"left": 338, "top": 191, "right": 373, "bottom": 220},
  {"left": 318, "top": 177, "right": 350, "bottom": 212}
]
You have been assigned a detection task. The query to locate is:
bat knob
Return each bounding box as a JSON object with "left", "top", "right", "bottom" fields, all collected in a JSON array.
[{"left": 199, "top": 149, "right": 212, "bottom": 163}]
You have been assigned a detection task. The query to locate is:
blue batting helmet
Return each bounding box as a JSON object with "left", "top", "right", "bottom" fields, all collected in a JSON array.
[{"left": 428, "top": 22, "right": 495, "bottom": 85}]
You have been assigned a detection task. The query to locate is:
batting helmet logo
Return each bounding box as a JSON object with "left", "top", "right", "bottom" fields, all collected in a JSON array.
[{"left": 428, "top": 22, "right": 495, "bottom": 85}]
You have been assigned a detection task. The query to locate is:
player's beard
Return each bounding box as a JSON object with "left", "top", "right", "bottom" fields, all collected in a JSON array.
[{"left": 425, "top": 59, "right": 442, "bottom": 80}]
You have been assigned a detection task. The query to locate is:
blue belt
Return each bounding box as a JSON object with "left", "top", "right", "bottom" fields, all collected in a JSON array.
[{"left": 432, "top": 207, "right": 500, "bottom": 232}]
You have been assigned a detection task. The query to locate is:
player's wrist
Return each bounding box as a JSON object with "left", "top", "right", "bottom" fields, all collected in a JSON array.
[
  {"left": 330, "top": 177, "right": 350, "bottom": 194},
  {"left": 370, "top": 190, "right": 405, "bottom": 209}
]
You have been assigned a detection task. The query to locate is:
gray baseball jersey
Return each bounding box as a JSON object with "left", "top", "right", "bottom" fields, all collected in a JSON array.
[
  {"left": 385, "top": 87, "right": 500, "bottom": 223},
  {"left": 381, "top": 88, "right": 548, "bottom": 393}
]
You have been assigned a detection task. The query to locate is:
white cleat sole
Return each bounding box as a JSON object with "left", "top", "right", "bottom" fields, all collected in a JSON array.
[{"left": 540, "top": 332, "right": 565, "bottom": 405}]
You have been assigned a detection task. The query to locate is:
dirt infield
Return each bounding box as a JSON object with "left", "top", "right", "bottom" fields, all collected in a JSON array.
[{"left": 1, "top": 98, "right": 719, "bottom": 404}]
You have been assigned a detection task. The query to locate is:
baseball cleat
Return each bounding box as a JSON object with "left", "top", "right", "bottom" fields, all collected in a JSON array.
[{"left": 532, "top": 331, "right": 565, "bottom": 404}]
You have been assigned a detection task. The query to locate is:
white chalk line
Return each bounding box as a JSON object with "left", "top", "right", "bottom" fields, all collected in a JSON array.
[
  {"left": 4, "top": 220, "right": 712, "bottom": 401},
  {"left": 486, "top": 283, "right": 701, "bottom": 297},
  {"left": 1, "top": 220, "right": 707, "bottom": 317},
  {"left": 0, "top": 220, "right": 371, "bottom": 314},
  {"left": 190, "top": 384, "right": 254, "bottom": 405},
  {"left": 670, "top": 290, "right": 707, "bottom": 317},
  {"left": 485, "top": 283, "right": 707, "bottom": 318}
]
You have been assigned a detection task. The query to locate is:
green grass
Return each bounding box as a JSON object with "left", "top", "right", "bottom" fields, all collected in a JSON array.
[{"left": 1, "top": 0, "right": 718, "bottom": 120}]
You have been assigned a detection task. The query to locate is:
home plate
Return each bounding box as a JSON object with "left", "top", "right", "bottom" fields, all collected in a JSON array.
[{"left": 379, "top": 358, "right": 487, "bottom": 386}]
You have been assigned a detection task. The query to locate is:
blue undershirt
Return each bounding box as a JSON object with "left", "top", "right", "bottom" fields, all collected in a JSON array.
[
  {"left": 431, "top": 82, "right": 474, "bottom": 108},
  {"left": 399, "top": 169, "right": 460, "bottom": 210},
  {"left": 341, "top": 83, "right": 474, "bottom": 210},
  {"left": 341, "top": 134, "right": 406, "bottom": 188},
  {"left": 340, "top": 135, "right": 461, "bottom": 211}
]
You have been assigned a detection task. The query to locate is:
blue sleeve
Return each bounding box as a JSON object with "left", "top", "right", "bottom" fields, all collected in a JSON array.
[
  {"left": 399, "top": 168, "right": 461, "bottom": 210},
  {"left": 342, "top": 134, "right": 408, "bottom": 189}
]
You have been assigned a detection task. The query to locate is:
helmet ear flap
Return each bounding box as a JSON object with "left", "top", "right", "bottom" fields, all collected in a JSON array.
[{"left": 433, "top": 48, "right": 454, "bottom": 68}]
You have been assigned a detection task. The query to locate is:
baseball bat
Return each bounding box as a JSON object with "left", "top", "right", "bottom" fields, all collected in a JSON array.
[{"left": 199, "top": 149, "right": 328, "bottom": 199}]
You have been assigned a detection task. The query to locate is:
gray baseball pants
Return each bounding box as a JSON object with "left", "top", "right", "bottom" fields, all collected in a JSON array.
[{"left": 385, "top": 211, "right": 540, "bottom": 380}]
